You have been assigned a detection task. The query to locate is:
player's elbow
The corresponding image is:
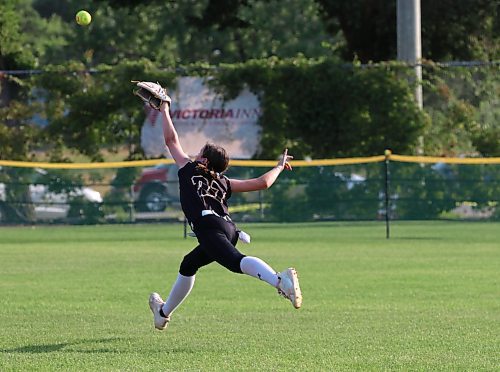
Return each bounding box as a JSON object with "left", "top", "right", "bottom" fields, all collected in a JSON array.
[
  {"left": 164, "top": 134, "right": 179, "bottom": 146},
  {"left": 261, "top": 178, "right": 274, "bottom": 190},
  {"left": 247, "top": 177, "right": 270, "bottom": 191}
]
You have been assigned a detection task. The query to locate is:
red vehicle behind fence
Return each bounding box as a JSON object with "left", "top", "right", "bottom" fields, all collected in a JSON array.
[{"left": 133, "top": 164, "right": 179, "bottom": 212}]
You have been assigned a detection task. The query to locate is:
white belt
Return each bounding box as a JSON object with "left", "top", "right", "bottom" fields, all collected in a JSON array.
[
  {"left": 196, "top": 210, "right": 251, "bottom": 243},
  {"left": 201, "top": 209, "right": 231, "bottom": 221}
]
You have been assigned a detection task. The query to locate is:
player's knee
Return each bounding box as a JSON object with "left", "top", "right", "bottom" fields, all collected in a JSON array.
[
  {"left": 179, "top": 254, "right": 199, "bottom": 277},
  {"left": 223, "top": 255, "right": 244, "bottom": 274}
]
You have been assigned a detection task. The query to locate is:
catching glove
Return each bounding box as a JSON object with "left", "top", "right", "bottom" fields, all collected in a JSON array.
[{"left": 132, "top": 81, "right": 171, "bottom": 110}]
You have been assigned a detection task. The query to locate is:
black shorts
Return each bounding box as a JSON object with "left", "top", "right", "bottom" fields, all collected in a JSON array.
[{"left": 179, "top": 215, "right": 245, "bottom": 276}]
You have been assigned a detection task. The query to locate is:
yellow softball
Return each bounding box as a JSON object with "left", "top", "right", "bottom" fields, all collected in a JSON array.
[{"left": 76, "top": 10, "right": 92, "bottom": 26}]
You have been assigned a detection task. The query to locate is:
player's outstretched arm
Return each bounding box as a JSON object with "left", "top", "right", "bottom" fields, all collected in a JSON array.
[
  {"left": 229, "top": 149, "right": 293, "bottom": 193},
  {"left": 160, "top": 102, "right": 191, "bottom": 169}
]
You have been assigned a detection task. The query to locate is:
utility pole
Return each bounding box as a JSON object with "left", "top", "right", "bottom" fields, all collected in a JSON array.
[{"left": 397, "top": 0, "right": 423, "bottom": 109}]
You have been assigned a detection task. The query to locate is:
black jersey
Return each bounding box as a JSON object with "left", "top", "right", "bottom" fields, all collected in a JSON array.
[{"left": 178, "top": 161, "right": 231, "bottom": 225}]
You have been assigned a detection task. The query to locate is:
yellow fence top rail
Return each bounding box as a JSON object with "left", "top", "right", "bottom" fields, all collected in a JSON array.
[
  {"left": 388, "top": 154, "right": 500, "bottom": 164},
  {"left": 0, "top": 159, "right": 176, "bottom": 169},
  {"left": 1, "top": 153, "right": 499, "bottom": 169},
  {"left": 230, "top": 155, "right": 386, "bottom": 167}
]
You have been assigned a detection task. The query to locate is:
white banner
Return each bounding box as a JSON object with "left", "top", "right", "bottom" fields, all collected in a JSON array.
[{"left": 141, "top": 77, "right": 261, "bottom": 159}]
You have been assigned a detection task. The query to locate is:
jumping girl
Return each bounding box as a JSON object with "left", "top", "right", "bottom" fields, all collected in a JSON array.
[{"left": 149, "top": 99, "right": 302, "bottom": 331}]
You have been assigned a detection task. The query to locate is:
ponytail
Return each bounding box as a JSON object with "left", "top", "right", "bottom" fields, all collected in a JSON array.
[{"left": 195, "top": 163, "right": 221, "bottom": 179}]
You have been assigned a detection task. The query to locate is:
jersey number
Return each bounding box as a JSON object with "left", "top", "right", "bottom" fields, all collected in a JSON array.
[{"left": 191, "top": 175, "right": 227, "bottom": 204}]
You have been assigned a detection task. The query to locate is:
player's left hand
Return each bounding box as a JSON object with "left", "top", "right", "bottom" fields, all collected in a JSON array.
[
  {"left": 132, "top": 81, "right": 171, "bottom": 111},
  {"left": 278, "top": 148, "right": 293, "bottom": 171}
]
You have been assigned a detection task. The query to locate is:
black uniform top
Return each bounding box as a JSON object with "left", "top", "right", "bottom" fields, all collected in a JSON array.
[{"left": 178, "top": 161, "right": 231, "bottom": 225}]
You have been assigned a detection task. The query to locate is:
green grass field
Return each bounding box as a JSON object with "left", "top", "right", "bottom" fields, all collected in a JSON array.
[{"left": 0, "top": 221, "right": 498, "bottom": 371}]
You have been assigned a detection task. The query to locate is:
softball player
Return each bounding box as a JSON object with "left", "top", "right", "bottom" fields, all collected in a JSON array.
[{"left": 149, "top": 101, "right": 302, "bottom": 331}]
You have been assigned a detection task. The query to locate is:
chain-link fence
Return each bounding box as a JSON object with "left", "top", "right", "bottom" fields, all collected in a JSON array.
[{"left": 1, "top": 154, "right": 498, "bottom": 226}]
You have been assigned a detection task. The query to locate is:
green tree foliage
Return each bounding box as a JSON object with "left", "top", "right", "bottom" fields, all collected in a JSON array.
[
  {"left": 317, "top": 0, "right": 499, "bottom": 61},
  {"left": 0, "top": 0, "right": 497, "bottom": 225},
  {"left": 0, "top": 101, "right": 40, "bottom": 160},
  {"left": 173, "top": 0, "right": 499, "bottom": 62},
  {"left": 0, "top": 0, "right": 498, "bottom": 163},
  {"left": 21, "top": 56, "right": 427, "bottom": 162},
  {"left": 32, "top": 0, "right": 335, "bottom": 66},
  {"left": 34, "top": 59, "right": 177, "bottom": 161},
  {"left": 420, "top": 0, "right": 499, "bottom": 61},
  {"left": 213, "top": 57, "right": 428, "bottom": 159},
  {"left": 316, "top": 0, "right": 396, "bottom": 62},
  {"left": 423, "top": 63, "right": 500, "bottom": 156},
  {"left": 0, "top": 0, "right": 36, "bottom": 72},
  {"left": 0, "top": 0, "right": 67, "bottom": 221},
  {"left": 1, "top": 0, "right": 68, "bottom": 156},
  {"left": 186, "top": 0, "right": 337, "bottom": 62}
]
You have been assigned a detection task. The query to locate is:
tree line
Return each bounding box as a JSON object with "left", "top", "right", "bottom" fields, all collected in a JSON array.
[{"left": 0, "top": 0, "right": 499, "bottom": 161}]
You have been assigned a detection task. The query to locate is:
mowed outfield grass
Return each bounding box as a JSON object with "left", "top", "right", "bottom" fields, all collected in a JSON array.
[{"left": 0, "top": 221, "right": 498, "bottom": 371}]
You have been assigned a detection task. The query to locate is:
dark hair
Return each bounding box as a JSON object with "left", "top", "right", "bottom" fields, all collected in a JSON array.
[{"left": 196, "top": 143, "right": 229, "bottom": 178}]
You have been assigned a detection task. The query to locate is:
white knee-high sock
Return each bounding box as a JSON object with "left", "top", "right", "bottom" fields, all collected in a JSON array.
[
  {"left": 240, "top": 256, "right": 279, "bottom": 287},
  {"left": 161, "top": 273, "right": 195, "bottom": 317}
]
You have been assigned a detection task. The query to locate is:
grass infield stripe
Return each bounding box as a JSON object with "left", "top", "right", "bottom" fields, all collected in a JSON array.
[{"left": 1, "top": 154, "right": 499, "bottom": 169}]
